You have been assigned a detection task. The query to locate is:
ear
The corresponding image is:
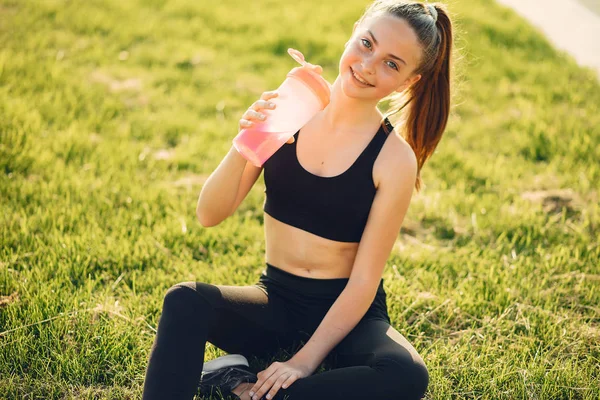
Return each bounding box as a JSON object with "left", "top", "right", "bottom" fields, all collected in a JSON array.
[{"left": 395, "top": 74, "right": 422, "bottom": 93}]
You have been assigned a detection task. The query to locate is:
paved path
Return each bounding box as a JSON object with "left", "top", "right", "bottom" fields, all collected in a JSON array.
[{"left": 495, "top": 0, "right": 600, "bottom": 79}]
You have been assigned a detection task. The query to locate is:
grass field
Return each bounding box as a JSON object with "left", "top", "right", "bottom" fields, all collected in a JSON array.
[{"left": 1, "top": 0, "right": 599, "bottom": 398}]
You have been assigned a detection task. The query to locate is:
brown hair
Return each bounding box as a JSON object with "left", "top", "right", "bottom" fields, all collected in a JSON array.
[{"left": 357, "top": 1, "right": 454, "bottom": 191}]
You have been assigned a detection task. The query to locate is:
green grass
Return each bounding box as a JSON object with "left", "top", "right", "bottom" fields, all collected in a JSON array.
[{"left": 1, "top": 0, "right": 599, "bottom": 398}]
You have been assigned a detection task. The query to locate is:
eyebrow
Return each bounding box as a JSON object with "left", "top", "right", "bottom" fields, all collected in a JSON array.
[{"left": 367, "top": 30, "right": 407, "bottom": 66}]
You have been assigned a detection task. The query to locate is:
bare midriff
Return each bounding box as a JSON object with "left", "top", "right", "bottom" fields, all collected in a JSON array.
[{"left": 264, "top": 213, "right": 360, "bottom": 279}]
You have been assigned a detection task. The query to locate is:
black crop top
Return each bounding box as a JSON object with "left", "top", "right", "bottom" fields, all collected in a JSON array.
[{"left": 262, "top": 117, "right": 394, "bottom": 243}]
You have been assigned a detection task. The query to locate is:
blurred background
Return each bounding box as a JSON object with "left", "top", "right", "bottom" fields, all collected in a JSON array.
[{"left": 1, "top": 0, "right": 599, "bottom": 398}]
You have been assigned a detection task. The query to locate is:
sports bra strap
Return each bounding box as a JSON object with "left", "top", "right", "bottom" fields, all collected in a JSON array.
[{"left": 381, "top": 116, "right": 393, "bottom": 135}]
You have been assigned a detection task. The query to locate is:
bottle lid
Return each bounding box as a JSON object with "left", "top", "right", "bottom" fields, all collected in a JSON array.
[{"left": 286, "top": 48, "right": 331, "bottom": 109}]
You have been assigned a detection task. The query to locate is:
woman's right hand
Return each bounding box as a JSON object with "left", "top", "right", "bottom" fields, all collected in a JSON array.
[{"left": 239, "top": 91, "right": 295, "bottom": 144}]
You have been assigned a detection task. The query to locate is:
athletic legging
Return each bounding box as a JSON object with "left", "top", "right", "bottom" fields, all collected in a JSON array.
[{"left": 142, "top": 263, "right": 429, "bottom": 400}]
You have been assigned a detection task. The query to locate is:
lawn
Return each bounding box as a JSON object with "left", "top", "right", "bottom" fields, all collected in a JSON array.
[{"left": 1, "top": 0, "right": 599, "bottom": 398}]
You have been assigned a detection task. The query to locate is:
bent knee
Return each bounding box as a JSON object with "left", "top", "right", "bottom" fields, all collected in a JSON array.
[
  {"left": 164, "top": 281, "right": 195, "bottom": 301},
  {"left": 163, "top": 282, "right": 212, "bottom": 315},
  {"left": 376, "top": 354, "right": 429, "bottom": 399}
]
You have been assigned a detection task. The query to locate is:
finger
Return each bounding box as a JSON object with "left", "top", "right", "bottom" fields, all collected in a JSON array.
[
  {"left": 254, "top": 373, "right": 280, "bottom": 400},
  {"left": 281, "top": 374, "right": 298, "bottom": 390},
  {"left": 266, "top": 372, "right": 292, "bottom": 399},
  {"left": 250, "top": 99, "right": 277, "bottom": 112},
  {"left": 249, "top": 370, "right": 264, "bottom": 395},
  {"left": 303, "top": 62, "right": 322, "bottom": 74},
  {"left": 251, "top": 368, "right": 279, "bottom": 400},
  {"left": 286, "top": 136, "right": 295, "bottom": 144},
  {"left": 244, "top": 109, "right": 267, "bottom": 121},
  {"left": 239, "top": 119, "right": 253, "bottom": 128},
  {"left": 260, "top": 90, "right": 279, "bottom": 101},
  {"left": 249, "top": 370, "right": 271, "bottom": 399},
  {"left": 311, "top": 65, "right": 323, "bottom": 75}
]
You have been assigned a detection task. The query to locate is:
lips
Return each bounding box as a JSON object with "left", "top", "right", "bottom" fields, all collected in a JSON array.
[{"left": 350, "top": 67, "right": 374, "bottom": 87}]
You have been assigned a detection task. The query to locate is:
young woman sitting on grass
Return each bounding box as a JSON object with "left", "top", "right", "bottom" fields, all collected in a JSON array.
[{"left": 142, "top": 1, "right": 454, "bottom": 399}]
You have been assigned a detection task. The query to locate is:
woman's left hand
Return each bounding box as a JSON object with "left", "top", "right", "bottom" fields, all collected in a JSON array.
[{"left": 248, "top": 358, "right": 314, "bottom": 400}]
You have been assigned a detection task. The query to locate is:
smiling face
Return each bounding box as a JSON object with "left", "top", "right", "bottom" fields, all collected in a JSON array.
[{"left": 339, "top": 13, "right": 423, "bottom": 101}]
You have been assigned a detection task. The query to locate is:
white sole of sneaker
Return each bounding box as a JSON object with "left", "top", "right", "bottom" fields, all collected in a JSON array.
[{"left": 203, "top": 354, "right": 249, "bottom": 373}]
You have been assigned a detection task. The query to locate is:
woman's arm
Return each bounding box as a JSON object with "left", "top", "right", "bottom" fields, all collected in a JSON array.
[
  {"left": 291, "top": 138, "right": 418, "bottom": 371},
  {"left": 197, "top": 91, "right": 283, "bottom": 227},
  {"left": 196, "top": 145, "right": 253, "bottom": 227},
  {"left": 292, "top": 280, "right": 379, "bottom": 371}
]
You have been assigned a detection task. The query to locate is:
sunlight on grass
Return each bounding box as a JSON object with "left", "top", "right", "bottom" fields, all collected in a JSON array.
[{"left": 1, "top": 0, "right": 599, "bottom": 398}]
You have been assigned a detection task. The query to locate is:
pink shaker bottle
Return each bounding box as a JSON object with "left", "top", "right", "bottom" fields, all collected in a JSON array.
[{"left": 232, "top": 48, "right": 331, "bottom": 167}]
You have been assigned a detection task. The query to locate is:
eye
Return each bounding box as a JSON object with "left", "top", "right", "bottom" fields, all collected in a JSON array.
[{"left": 361, "top": 38, "right": 398, "bottom": 71}]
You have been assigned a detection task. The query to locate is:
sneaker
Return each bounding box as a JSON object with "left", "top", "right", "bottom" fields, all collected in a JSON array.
[{"left": 200, "top": 354, "right": 258, "bottom": 399}]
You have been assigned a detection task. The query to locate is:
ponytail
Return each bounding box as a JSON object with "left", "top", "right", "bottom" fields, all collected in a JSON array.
[{"left": 358, "top": 1, "right": 455, "bottom": 191}]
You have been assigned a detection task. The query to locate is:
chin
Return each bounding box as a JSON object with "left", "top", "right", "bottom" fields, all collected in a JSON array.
[{"left": 340, "top": 80, "right": 363, "bottom": 99}]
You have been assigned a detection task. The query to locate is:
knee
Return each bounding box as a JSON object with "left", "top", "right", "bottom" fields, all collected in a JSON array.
[
  {"left": 376, "top": 354, "right": 429, "bottom": 399},
  {"left": 162, "top": 282, "right": 211, "bottom": 317}
]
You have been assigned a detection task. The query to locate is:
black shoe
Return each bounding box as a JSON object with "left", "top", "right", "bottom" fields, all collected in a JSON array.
[{"left": 200, "top": 354, "right": 258, "bottom": 399}]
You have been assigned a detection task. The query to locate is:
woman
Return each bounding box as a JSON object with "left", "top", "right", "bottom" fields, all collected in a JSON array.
[{"left": 143, "top": 1, "right": 454, "bottom": 399}]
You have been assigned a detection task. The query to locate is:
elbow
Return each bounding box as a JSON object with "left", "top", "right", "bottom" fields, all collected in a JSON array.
[{"left": 196, "top": 207, "right": 220, "bottom": 227}]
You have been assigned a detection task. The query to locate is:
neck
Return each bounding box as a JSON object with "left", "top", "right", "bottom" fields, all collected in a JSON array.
[{"left": 318, "top": 75, "right": 384, "bottom": 135}]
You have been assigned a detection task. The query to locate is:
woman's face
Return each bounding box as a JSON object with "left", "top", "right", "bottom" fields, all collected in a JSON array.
[{"left": 339, "top": 14, "right": 423, "bottom": 101}]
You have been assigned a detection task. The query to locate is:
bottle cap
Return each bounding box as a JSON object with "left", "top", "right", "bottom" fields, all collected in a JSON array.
[{"left": 286, "top": 48, "right": 331, "bottom": 109}]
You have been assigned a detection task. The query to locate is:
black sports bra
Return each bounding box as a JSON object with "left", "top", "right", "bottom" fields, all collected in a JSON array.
[{"left": 262, "top": 117, "right": 394, "bottom": 243}]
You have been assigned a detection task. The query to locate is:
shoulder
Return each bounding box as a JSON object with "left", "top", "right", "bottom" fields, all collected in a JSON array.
[{"left": 373, "top": 127, "right": 418, "bottom": 190}]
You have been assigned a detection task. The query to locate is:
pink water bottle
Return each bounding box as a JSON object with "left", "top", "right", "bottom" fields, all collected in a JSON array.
[{"left": 232, "top": 48, "right": 331, "bottom": 167}]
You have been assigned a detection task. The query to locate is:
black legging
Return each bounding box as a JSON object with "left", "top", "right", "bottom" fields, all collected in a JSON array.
[{"left": 142, "top": 263, "right": 429, "bottom": 399}]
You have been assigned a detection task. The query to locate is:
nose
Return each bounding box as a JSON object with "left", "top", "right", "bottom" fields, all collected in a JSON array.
[{"left": 361, "top": 58, "right": 376, "bottom": 75}]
